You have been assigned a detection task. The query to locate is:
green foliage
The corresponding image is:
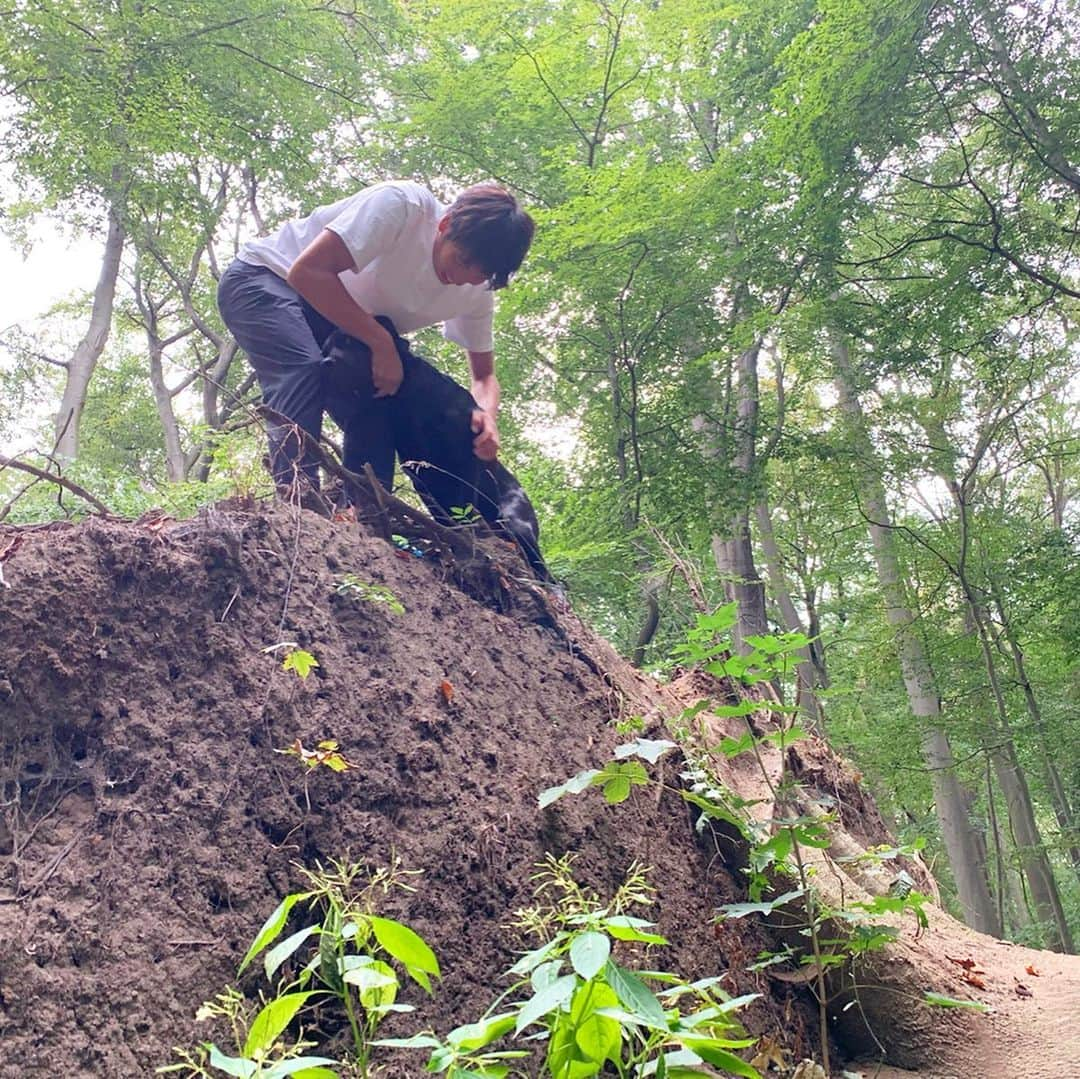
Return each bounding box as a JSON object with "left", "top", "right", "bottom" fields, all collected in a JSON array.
[
  {"left": 379, "top": 856, "right": 761, "bottom": 1079},
  {"left": 448, "top": 504, "right": 482, "bottom": 526},
  {"left": 538, "top": 740, "right": 676, "bottom": 809},
  {"left": 164, "top": 859, "right": 439, "bottom": 1078},
  {"left": 281, "top": 650, "right": 319, "bottom": 681},
  {"left": 275, "top": 740, "right": 357, "bottom": 775},
  {"left": 334, "top": 575, "right": 405, "bottom": 615},
  {"left": 157, "top": 985, "right": 338, "bottom": 1078}
]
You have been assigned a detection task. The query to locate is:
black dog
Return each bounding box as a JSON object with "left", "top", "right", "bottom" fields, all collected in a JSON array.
[{"left": 322, "top": 321, "right": 550, "bottom": 582}]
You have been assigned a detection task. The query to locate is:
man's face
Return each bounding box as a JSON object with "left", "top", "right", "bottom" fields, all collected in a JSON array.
[{"left": 433, "top": 221, "right": 489, "bottom": 287}]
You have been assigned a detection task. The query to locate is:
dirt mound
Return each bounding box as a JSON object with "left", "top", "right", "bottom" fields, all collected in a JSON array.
[
  {"left": 1, "top": 503, "right": 1077, "bottom": 1079},
  {"left": 0, "top": 505, "right": 808, "bottom": 1076}
]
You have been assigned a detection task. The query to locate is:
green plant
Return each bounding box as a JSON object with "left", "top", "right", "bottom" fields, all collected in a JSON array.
[
  {"left": 334, "top": 575, "right": 405, "bottom": 615},
  {"left": 275, "top": 739, "right": 358, "bottom": 775},
  {"left": 161, "top": 859, "right": 441, "bottom": 1079},
  {"left": 448, "top": 503, "right": 481, "bottom": 526},
  {"left": 157, "top": 985, "right": 338, "bottom": 1078},
  {"left": 262, "top": 642, "right": 320, "bottom": 680},
  {"left": 538, "top": 737, "right": 677, "bottom": 808},
  {"left": 539, "top": 605, "right": 966, "bottom": 1073},
  {"left": 379, "top": 856, "right": 761, "bottom": 1078}
]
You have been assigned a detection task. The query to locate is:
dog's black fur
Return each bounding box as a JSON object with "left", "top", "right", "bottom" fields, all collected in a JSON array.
[{"left": 322, "top": 320, "right": 550, "bottom": 582}]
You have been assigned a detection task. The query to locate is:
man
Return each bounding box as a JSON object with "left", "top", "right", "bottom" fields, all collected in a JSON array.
[{"left": 217, "top": 180, "right": 534, "bottom": 490}]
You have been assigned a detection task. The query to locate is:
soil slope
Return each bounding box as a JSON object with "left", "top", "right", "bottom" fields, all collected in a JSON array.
[{"left": 0, "top": 502, "right": 1077, "bottom": 1078}]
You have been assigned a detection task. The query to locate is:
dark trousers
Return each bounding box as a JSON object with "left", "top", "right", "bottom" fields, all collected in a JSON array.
[{"left": 217, "top": 259, "right": 395, "bottom": 487}]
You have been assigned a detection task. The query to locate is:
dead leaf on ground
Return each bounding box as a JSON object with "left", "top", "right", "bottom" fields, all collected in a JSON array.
[
  {"left": 440, "top": 679, "right": 455, "bottom": 703},
  {"left": 750, "top": 1033, "right": 789, "bottom": 1071},
  {"left": 946, "top": 955, "right": 985, "bottom": 974},
  {"left": 1025, "top": 964, "right": 1040, "bottom": 977}
]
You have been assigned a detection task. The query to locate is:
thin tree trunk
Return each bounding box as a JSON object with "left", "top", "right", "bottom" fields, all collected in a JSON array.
[
  {"left": 755, "top": 499, "right": 824, "bottom": 732},
  {"left": 147, "top": 336, "right": 187, "bottom": 483},
  {"left": 607, "top": 345, "right": 659, "bottom": 664},
  {"left": 930, "top": 419, "right": 1074, "bottom": 950},
  {"left": 831, "top": 332, "right": 1001, "bottom": 935},
  {"left": 713, "top": 341, "right": 768, "bottom": 653},
  {"left": 988, "top": 578, "right": 1080, "bottom": 884},
  {"left": 958, "top": 577, "right": 1073, "bottom": 951},
  {"left": 54, "top": 196, "right": 125, "bottom": 460}
]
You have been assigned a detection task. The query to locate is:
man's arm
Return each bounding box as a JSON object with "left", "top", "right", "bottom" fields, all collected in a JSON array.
[
  {"left": 286, "top": 230, "right": 403, "bottom": 396},
  {"left": 468, "top": 349, "right": 500, "bottom": 460}
]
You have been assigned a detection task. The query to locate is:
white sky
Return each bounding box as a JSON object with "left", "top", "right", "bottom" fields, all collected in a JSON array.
[
  {"left": 0, "top": 229, "right": 104, "bottom": 453},
  {"left": 0, "top": 229, "right": 101, "bottom": 332}
]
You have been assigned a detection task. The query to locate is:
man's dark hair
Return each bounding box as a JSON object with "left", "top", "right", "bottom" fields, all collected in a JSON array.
[{"left": 445, "top": 184, "right": 534, "bottom": 290}]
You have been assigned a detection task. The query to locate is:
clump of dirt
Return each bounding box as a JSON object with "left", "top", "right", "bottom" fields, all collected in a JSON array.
[{"left": 0, "top": 502, "right": 1077, "bottom": 1079}]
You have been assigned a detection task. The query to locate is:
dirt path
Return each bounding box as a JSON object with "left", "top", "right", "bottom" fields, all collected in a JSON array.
[{"left": 843, "top": 909, "right": 1080, "bottom": 1078}]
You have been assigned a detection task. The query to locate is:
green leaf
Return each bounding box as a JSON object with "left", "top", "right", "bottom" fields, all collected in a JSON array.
[
  {"left": 531, "top": 960, "right": 565, "bottom": 992},
  {"left": 370, "top": 1034, "right": 444, "bottom": 1050},
  {"left": 343, "top": 960, "right": 399, "bottom": 1011},
  {"left": 713, "top": 992, "right": 762, "bottom": 1014},
  {"left": 719, "top": 731, "right": 757, "bottom": 757},
  {"left": 507, "top": 933, "right": 568, "bottom": 976},
  {"left": 569, "top": 932, "right": 610, "bottom": 981},
  {"left": 239, "top": 893, "right": 312, "bottom": 975},
  {"left": 677, "top": 699, "right": 713, "bottom": 725},
  {"left": 923, "top": 992, "right": 991, "bottom": 1011},
  {"left": 243, "top": 992, "right": 319, "bottom": 1058},
  {"left": 603, "top": 916, "right": 667, "bottom": 946},
  {"left": 446, "top": 1012, "right": 518, "bottom": 1051},
  {"left": 679, "top": 1041, "right": 760, "bottom": 1078},
  {"left": 263, "top": 1060, "right": 340, "bottom": 1078},
  {"left": 602, "top": 774, "right": 631, "bottom": 804},
  {"left": 598, "top": 761, "right": 649, "bottom": 804},
  {"left": 652, "top": 1048, "right": 706, "bottom": 1074},
  {"left": 514, "top": 973, "right": 577, "bottom": 1033},
  {"left": 206, "top": 1045, "right": 256, "bottom": 1078},
  {"left": 282, "top": 649, "right": 319, "bottom": 679},
  {"left": 744, "top": 632, "right": 811, "bottom": 655},
  {"left": 711, "top": 702, "right": 761, "bottom": 720},
  {"left": 369, "top": 916, "right": 440, "bottom": 990},
  {"left": 716, "top": 889, "right": 805, "bottom": 919},
  {"left": 265, "top": 926, "right": 320, "bottom": 983},
  {"left": 680, "top": 790, "right": 749, "bottom": 834},
  {"left": 570, "top": 981, "right": 621, "bottom": 1064},
  {"left": 603, "top": 961, "right": 668, "bottom": 1028},
  {"left": 539, "top": 769, "right": 601, "bottom": 809},
  {"left": 613, "top": 738, "right": 677, "bottom": 764}
]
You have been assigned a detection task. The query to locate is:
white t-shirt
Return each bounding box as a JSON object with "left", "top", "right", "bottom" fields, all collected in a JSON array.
[{"left": 238, "top": 180, "right": 495, "bottom": 353}]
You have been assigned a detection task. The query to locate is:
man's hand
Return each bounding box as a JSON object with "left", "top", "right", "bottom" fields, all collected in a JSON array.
[
  {"left": 471, "top": 409, "right": 500, "bottom": 460},
  {"left": 372, "top": 342, "right": 404, "bottom": 397}
]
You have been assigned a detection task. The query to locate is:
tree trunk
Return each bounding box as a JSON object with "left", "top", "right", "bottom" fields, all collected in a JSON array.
[
  {"left": 54, "top": 198, "right": 126, "bottom": 460},
  {"left": 606, "top": 346, "right": 660, "bottom": 665},
  {"left": 147, "top": 337, "right": 188, "bottom": 483},
  {"left": 830, "top": 332, "right": 1001, "bottom": 935},
  {"left": 929, "top": 425, "right": 1074, "bottom": 950},
  {"left": 960, "top": 582, "right": 1073, "bottom": 951},
  {"left": 712, "top": 342, "right": 768, "bottom": 654},
  {"left": 988, "top": 578, "right": 1080, "bottom": 884},
  {"left": 755, "top": 499, "right": 824, "bottom": 732}
]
